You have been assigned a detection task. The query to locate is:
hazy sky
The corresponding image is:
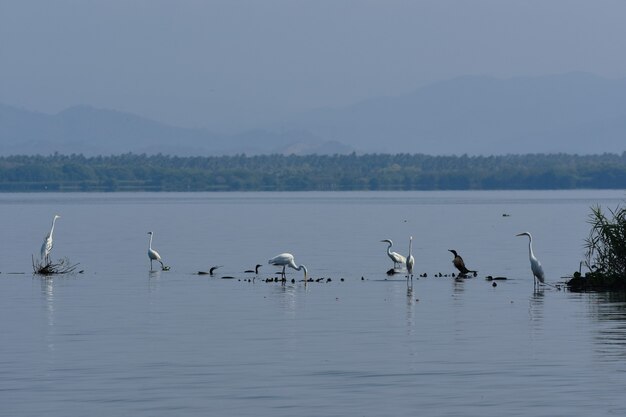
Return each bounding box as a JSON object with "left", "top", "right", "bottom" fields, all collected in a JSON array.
[{"left": 2, "top": 0, "right": 626, "bottom": 132}]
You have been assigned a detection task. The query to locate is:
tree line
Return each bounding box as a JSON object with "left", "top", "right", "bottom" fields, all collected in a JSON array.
[{"left": 0, "top": 152, "right": 625, "bottom": 192}]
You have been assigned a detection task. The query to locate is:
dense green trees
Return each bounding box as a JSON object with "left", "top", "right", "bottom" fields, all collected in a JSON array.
[{"left": 0, "top": 152, "right": 625, "bottom": 192}]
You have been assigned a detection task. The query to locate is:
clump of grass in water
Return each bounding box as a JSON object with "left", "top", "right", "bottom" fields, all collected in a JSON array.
[
  {"left": 568, "top": 204, "right": 626, "bottom": 291},
  {"left": 32, "top": 255, "right": 80, "bottom": 275}
]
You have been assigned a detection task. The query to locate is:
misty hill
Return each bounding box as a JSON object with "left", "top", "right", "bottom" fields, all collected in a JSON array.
[
  {"left": 0, "top": 104, "right": 352, "bottom": 156},
  {"left": 279, "top": 72, "right": 626, "bottom": 155},
  {"left": 3, "top": 73, "right": 626, "bottom": 156}
]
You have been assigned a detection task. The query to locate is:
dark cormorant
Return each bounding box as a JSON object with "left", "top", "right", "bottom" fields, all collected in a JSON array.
[{"left": 448, "top": 249, "right": 476, "bottom": 276}]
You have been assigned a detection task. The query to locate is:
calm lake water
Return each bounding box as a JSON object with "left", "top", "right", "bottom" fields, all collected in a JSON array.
[{"left": 1, "top": 190, "right": 626, "bottom": 416}]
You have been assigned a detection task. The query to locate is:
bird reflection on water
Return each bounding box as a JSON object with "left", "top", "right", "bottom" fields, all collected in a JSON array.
[
  {"left": 40, "top": 276, "right": 56, "bottom": 331},
  {"left": 528, "top": 287, "right": 545, "bottom": 324},
  {"left": 268, "top": 282, "right": 302, "bottom": 317}
]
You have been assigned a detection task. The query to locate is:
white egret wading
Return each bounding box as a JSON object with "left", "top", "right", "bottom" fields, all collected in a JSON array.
[
  {"left": 41, "top": 214, "right": 60, "bottom": 263},
  {"left": 147, "top": 231, "right": 165, "bottom": 271},
  {"left": 516, "top": 232, "right": 545, "bottom": 288},
  {"left": 406, "top": 236, "right": 415, "bottom": 279},
  {"left": 381, "top": 239, "right": 406, "bottom": 269},
  {"left": 268, "top": 253, "right": 308, "bottom": 283}
]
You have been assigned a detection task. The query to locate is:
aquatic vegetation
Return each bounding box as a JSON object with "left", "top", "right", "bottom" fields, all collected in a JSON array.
[
  {"left": 32, "top": 256, "right": 80, "bottom": 275},
  {"left": 568, "top": 204, "right": 626, "bottom": 291},
  {"left": 584, "top": 204, "right": 626, "bottom": 277}
]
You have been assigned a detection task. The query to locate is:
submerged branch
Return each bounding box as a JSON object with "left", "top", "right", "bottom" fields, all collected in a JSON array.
[{"left": 32, "top": 255, "right": 80, "bottom": 275}]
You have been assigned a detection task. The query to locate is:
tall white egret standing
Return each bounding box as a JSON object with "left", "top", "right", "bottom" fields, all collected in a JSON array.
[
  {"left": 41, "top": 214, "right": 60, "bottom": 263},
  {"left": 147, "top": 231, "right": 165, "bottom": 271},
  {"left": 381, "top": 239, "right": 406, "bottom": 269},
  {"left": 406, "top": 236, "right": 415, "bottom": 279},
  {"left": 268, "top": 253, "right": 308, "bottom": 283},
  {"left": 516, "top": 232, "right": 545, "bottom": 288}
]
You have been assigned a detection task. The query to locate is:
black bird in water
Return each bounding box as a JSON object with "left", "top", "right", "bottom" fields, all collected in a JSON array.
[
  {"left": 197, "top": 265, "right": 221, "bottom": 276},
  {"left": 448, "top": 250, "right": 476, "bottom": 276},
  {"left": 245, "top": 264, "right": 262, "bottom": 274}
]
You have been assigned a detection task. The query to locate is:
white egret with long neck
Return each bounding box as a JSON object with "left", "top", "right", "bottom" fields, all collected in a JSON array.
[
  {"left": 516, "top": 232, "right": 545, "bottom": 288},
  {"left": 147, "top": 231, "right": 165, "bottom": 271},
  {"left": 268, "top": 253, "right": 308, "bottom": 283},
  {"left": 381, "top": 239, "right": 406, "bottom": 268},
  {"left": 406, "top": 236, "right": 415, "bottom": 279},
  {"left": 41, "top": 214, "right": 60, "bottom": 263}
]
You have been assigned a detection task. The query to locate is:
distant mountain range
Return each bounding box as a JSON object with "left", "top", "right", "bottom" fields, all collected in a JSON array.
[
  {"left": 0, "top": 104, "right": 352, "bottom": 156},
  {"left": 277, "top": 72, "right": 626, "bottom": 155},
  {"left": 2, "top": 72, "right": 626, "bottom": 156}
]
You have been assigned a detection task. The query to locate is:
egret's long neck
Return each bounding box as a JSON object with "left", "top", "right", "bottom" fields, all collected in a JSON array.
[
  {"left": 297, "top": 264, "right": 308, "bottom": 279},
  {"left": 408, "top": 238, "right": 413, "bottom": 257},
  {"left": 149, "top": 234, "right": 153, "bottom": 250},
  {"left": 49, "top": 217, "right": 57, "bottom": 238},
  {"left": 527, "top": 237, "right": 535, "bottom": 259},
  {"left": 386, "top": 241, "right": 393, "bottom": 256}
]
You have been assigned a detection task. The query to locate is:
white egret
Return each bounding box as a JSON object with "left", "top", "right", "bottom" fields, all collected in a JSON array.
[
  {"left": 516, "top": 232, "right": 545, "bottom": 288},
  {"left": 381, "top": 239, "right": 406, "bottom": 268},
  {"left": 41, "top": 214, "right": 60, "bottom": 263},
  {"left": 448, "top": 249, "right": 476, "bottom": 276},
  {"left": 147, "top": 231, "right": 165, "bottom": 270},
  {"left": 406, "top": 236, "right": 415, "bottom": 279},
  {"left": 268, "top": 253, "right": 308, "bottom": 283}
]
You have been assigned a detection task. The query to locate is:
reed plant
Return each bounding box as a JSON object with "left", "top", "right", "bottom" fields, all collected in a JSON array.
[
  {"left": 584, "top": 204, "right": 626, "bottom": 278},
  {"left": 569, "top": 204, "right": 626, "bottom": 291}
]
